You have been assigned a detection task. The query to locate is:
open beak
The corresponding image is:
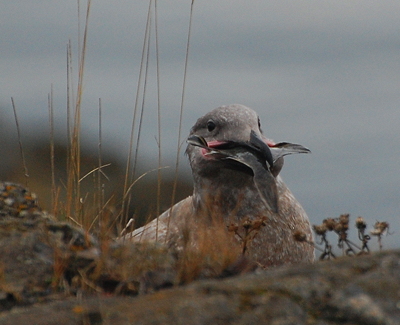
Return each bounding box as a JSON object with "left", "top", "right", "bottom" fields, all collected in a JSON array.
[
  {"left": 187, "top": 134, "right": 209, "bottom": 148},
  {"left": 187, "top": 131, "right": 274, "bottom": 167}
]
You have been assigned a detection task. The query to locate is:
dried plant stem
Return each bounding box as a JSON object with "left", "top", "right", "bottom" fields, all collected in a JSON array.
[
  {"left": 132, "top": 10, "right": 152, "bottom": 181},
  {"left": 154, "top": 0, "right": 162, "bottom": 241},
  {"left": 97, "top": 98, "right": 104, "bottom": 234},
  {"left": 79, "top": 164, "right": 111, "bottom": 183},
  {"left": 88, "top": 194, "right": 114, "bottom": 233},
  {"left": 123, "top": 167, "right": 168, "bottom": 202},
  {"left": 11, "top": 97, "right": 29, "bottom": 185},
  {"left": 66, "top": 41, "right": 73, "bottom": 190},
  {"left": 66, "top": 43, "right": 72, "bottom": 221},
  {"left": 377, "top": 235, "right": 383, "bottom": 251},
  {"left": 167, "top": 0, "right": 195, "bottom": 241},
  {"left": 67, "top": 0, "right": 92, "bottom": 225},
  {"left": 77, "top": 0, "right": 81, "bottom": 63},
  {"left": 48, "top": 85, "right": 57, "bottom": 216},
  {"left": 121, "top": 0, "right": 153, "bottom": 223},
  {"left": 110, "top": 167, "right": 168, "bottom": 236}
]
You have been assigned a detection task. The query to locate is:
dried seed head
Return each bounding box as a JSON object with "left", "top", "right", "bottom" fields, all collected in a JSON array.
[
  {"left": 339, "top": 214, "right": 350, "bottom": 226},
  {"left": 370, "top": 221, "right": 389, "bottom": 236},
  {"left": 370, "top": 229, "right": 382, "bottom": 236},
  {"left": 251, "top": 217, "right": 267, "bottom": 230},
  {"left": 355, "top": 216, "right": 366, "bottom": 230},
  {"left": 227, "top": 223, "right": 239, "bottom": 232},
  {"left": 313, "top": 224, "right": 327, "bottom": 236},
  {"left": 334, "top": 222, "right": 344, "bottom": 233},
  {"left": 323, "top": 218, "right": 337, "bottom": 231},
  {"left": 242, "top": 219, "right": 252, "bottom": 229},
  {"left": 293, "top": 230, "right": 307, "bottom": 242}
]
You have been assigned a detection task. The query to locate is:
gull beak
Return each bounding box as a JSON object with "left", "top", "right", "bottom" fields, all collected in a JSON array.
[
  {"left": 187, "top": 134, "right": 209, "bottom": 148},
  {"left": 187, "top": 132, "right": 279, "bottom": 213}
]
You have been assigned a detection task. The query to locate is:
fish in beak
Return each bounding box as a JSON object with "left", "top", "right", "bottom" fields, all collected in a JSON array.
[
  {"left": 187, "top": 131, "right": 278, "bottom": 212},
  {"left": 187, "top": 131, "right": 310, "bottom": 214}
]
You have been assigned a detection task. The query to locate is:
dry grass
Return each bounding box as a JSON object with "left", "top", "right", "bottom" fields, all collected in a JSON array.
[
  {"left": 73, "top": 214, "right": 254, "bottom": 295},
  {"left": 37, "top": 0, "right": 206, "bottom": 295},
  {"left": 176, "top": 218, "right": 243, "bottom": 284}
]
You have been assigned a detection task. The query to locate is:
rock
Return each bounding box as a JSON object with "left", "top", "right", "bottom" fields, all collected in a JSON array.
[
  {"left": 0, "top": 181, "right": 398, "bottom": 324},
  {"left": 0, "top": 182, "right": 99, "bottom": 311},
  {"left": 0, "top": 250, "right": 399, "bottom": 325}
]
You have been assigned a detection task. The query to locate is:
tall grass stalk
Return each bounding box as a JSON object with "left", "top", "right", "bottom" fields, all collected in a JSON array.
[
  {"left": 97, "top": 98, "right": 104, "bottom": 235},
  {"left": 48, "top": 85, "right": 57, "bottom": 216},
  {"left": 167, "top": 0, "right": 195, "bottom": 241},
  {"left": 154, "top": 0, "right": 162, "bottom": 240},
  {"left": 66, "top": 0, "right": 92, "bottom": 226},
  {"left": 66, "top": 40, "right": 73, "bottom": 198},
  {"left": 121, "top": 0, "right": 153, "bottom": 227},
  {"left": 132, "top": 11, "right": 152, "bottom": 183},
  {"left": 11, "top": 97, "right": 29, "bottom": 185}
]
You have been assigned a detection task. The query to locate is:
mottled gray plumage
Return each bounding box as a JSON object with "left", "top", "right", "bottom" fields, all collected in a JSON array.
[{"left": 121, "top": 104, "right": 314, "bottom": 267}]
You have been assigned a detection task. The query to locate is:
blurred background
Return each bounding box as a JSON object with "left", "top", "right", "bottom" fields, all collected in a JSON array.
[{"left": 1, "top": 1, "right": 399, "bottom": 248}]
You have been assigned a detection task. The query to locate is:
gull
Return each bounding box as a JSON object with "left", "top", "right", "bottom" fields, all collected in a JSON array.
[{"left": 121, "top": 104, "right": 314, "bottom": 267}]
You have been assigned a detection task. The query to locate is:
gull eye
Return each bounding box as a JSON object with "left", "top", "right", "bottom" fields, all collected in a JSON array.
[{"left": 206, "top": 120, "right": 216, "bottom": 132}]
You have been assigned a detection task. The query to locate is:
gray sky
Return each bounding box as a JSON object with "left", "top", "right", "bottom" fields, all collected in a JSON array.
[{"left": 1, "top": 1, "right": 399, "bottom": 248}]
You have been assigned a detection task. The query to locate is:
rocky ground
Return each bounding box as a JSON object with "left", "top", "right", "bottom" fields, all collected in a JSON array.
[{"left": 0, "top": 181, "right": 399, "bottom": 325}]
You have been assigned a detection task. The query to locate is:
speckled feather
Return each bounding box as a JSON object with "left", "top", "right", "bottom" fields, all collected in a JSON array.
[{"left": 121, "top": 104, "right": 314, "bottom": 267}]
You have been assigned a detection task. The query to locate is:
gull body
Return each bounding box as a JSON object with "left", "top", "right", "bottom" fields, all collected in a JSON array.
[{"left": 122, "top": 104, "right": 314, "bottom": 267}]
